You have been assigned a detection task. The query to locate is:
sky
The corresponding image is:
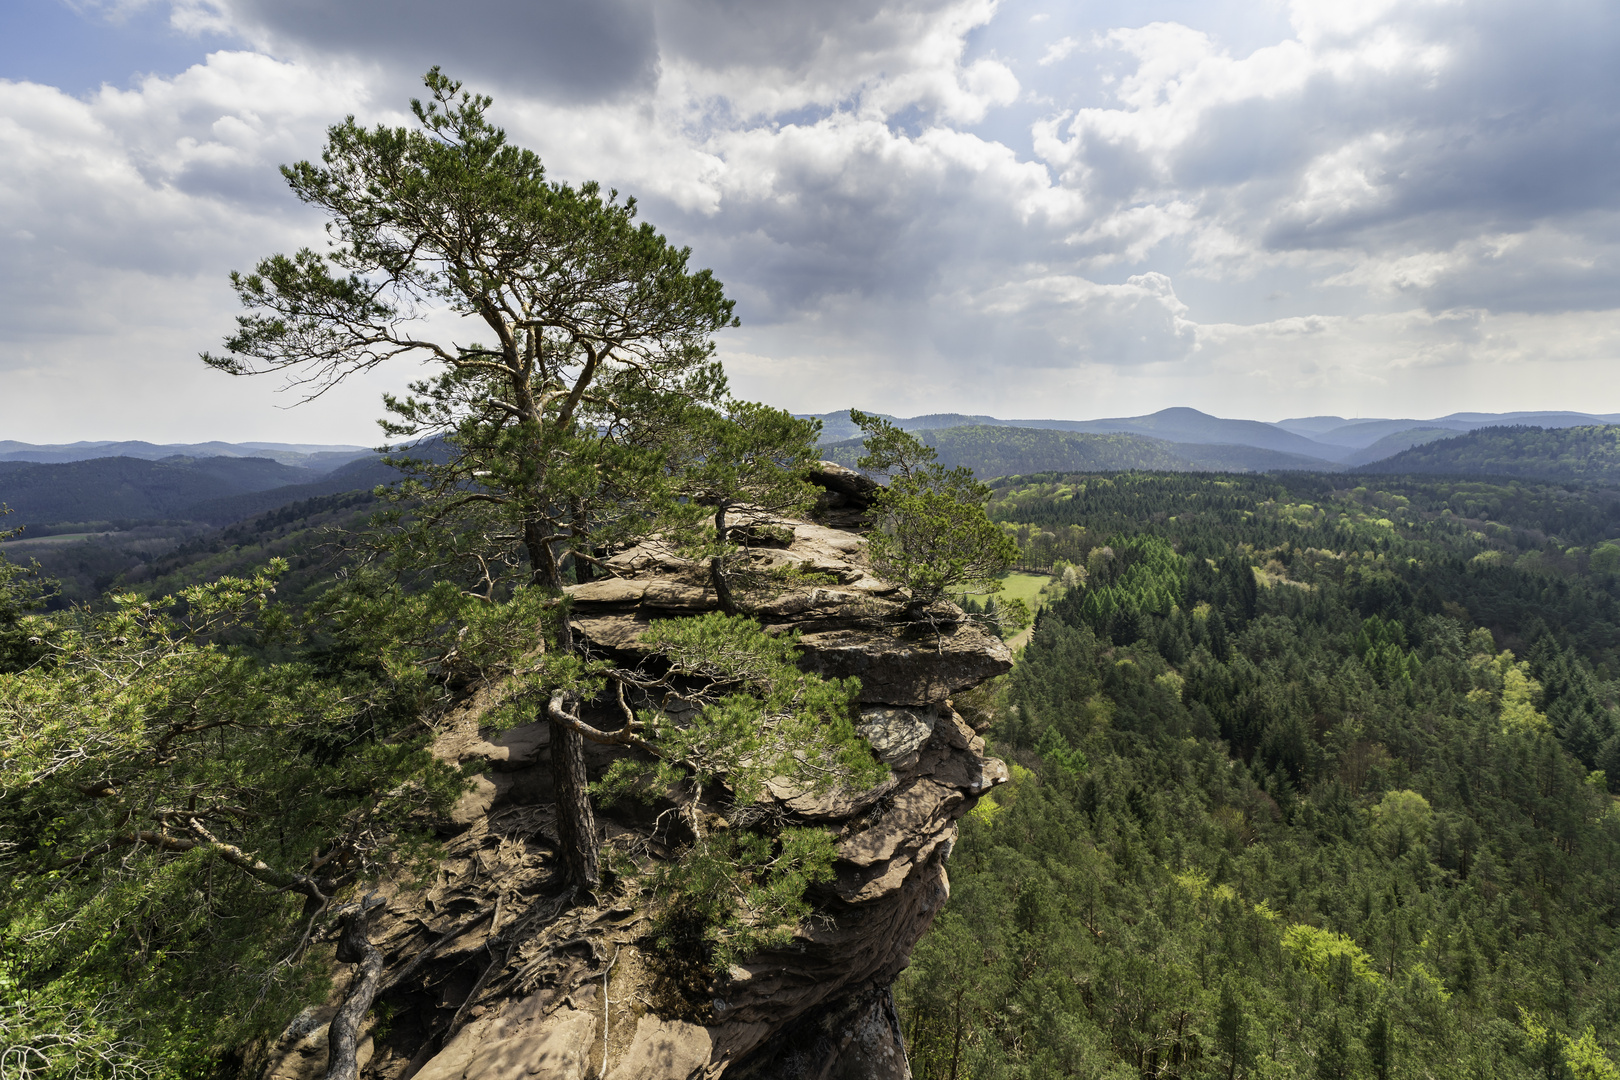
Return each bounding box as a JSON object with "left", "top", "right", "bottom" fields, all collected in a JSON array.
[{"left": 4, "top": 0, "right": 1620, "bottom": 443}]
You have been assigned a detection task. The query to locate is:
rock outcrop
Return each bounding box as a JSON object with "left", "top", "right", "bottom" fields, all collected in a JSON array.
[{"left": 260, "top": 466, "right": 1010, "bottom": 1080}]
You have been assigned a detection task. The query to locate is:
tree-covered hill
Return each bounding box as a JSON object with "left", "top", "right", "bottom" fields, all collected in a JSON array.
[
  {"left": 0, "top": 454, "right": 400, "bottom": 606},
  {"left": 0, "top": 486, "right": 384, "bottom": 608},
  {"left": 0, "top": 452, "right": 397, "bottom": 530},
  {"left": 820, "top": 425, "right": 1338, "bottom": 478},
  {"left": 1362, "top": 424, "right": 1620, "bottom": 483},
  {"left": 177, "top": 453, "right": 400, "bottom": 525},
  {"left": 899, "top": 470, "right": 1620, "bottom": 1079},
  {"left": 1342, "top": 426, "right": 1456, "bottom": 466},
  {"left": 0, "top": 455, "right": 317, "bottom": 527}
]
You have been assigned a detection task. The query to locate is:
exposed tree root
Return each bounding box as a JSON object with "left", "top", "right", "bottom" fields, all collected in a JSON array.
[{"left": 325, "top": 895, "right": 385, "bottom": 1080}]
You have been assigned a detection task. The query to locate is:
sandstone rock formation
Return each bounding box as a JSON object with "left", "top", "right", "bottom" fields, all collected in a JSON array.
[{"left": 260, "top": 466, "right": 1010, "bottom": 1080}]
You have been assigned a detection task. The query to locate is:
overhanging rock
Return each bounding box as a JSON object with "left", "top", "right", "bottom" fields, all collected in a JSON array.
[{"left": 262, "top": 484, "right": 1012, "bottom": 1080}]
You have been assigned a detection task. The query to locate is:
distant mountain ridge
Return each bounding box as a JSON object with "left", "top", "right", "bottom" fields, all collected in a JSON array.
[
  {"left": 1274, "top": 411, "right": 1620, "bottom": 448},
  {"left": 0, "top": 440, "right": 372, "bottom": 471},
  {"left": 0, "top": 454, "right": 398, "bottom": 530},
  {"left": 819, "top": 426, "right": 1336, "bottom": 478},
  {"left": 11, "top": 410, "right": 1620, "bottom": 531},
  {"left": 803, "top": 406, "right": 1620, "bottom": 465}
]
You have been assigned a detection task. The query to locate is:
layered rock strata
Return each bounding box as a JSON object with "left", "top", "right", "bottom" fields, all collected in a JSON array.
[{"left": 262, "top": 468, "right": 1009, "bottom": 1080}]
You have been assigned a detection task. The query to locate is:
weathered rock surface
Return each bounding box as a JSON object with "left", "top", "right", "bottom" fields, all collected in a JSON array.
[
  {"left": 856, "top": 707, "right": 934, "bottom": 768},
  {"left": 259, "top": 467, "right": 1009, "bottom": 1080},
  {"left": 568, "top": 521, "right": 1011, "bottom": 708}
]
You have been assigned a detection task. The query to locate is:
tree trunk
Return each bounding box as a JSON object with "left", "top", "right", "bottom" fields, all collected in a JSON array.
[
  {"left": 326, "top": 897, "right": 384, "bottom": 1080},
  {"left": 550, "top": 705, "right": 601, "bottom": 888},
  {"left": 709, "top": 503, "right": 740, "bottom": 615},
  {"left": 709, "top": 557, "right": 740, "bottom": 616},
  {"left": 571, "top": 499, "right": 594, "bottom": 583},
  {"left": 524, "top": 517, "right": 600, "bottom": 889},
  {"left": 524, "top": 518, "right": 558, "bottom": 589}
]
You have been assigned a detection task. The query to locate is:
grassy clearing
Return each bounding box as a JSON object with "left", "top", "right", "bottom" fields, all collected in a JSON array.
[
  {"left": 991, "top": 571, "right": 1051, "bottom": 611},
  {"left": 986, "top": 572, "right": 1064, "bottom": 654}
]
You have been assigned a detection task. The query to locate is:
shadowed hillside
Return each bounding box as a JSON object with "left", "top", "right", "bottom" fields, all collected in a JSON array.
[
  {"left": 820, "top": 424, "right": 1339, "bottom": 477},
  {"left": 1360, "top": 424, "right": 1620, "bottom": 483}
]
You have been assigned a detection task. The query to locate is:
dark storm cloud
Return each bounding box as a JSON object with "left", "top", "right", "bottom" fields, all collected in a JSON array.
[{"left": 224, "top": 0, "right": 660, "bottom": 101}]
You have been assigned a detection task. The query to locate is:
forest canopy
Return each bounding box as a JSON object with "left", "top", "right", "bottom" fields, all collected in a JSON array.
[{"left": 899, "top": 469, "right": 1620, "bottom": 1079}]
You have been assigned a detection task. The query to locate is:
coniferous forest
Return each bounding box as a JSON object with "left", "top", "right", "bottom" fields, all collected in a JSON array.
[{"left": 899, "top": 472, "right": 1620, "bottom": 1080}]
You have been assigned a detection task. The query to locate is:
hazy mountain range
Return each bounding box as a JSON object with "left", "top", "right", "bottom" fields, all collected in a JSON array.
[
  {"left": 0, "top": 453, "right": 398, "bottom": 532},
  {"left": 805, "top": 407, "right": 1620, "bottom": 465},
  {"left": 0, "top": 440, "right": 373, "bottom": 471},
  {"left": 5, "top": 407, "right": 1620, "bottom": 536}
]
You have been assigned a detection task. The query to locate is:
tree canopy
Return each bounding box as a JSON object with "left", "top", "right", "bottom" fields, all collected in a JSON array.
[
  {"left": 850, "top": 409, "right": 1017, "bottom": 605},
  {"left": 203, "top": 67, "right": 738, "bottom": 594},
  {"left": 203, "top": 69, "right": 824, "bottom": 892},
  {"left": 899, "top": 470, "right": 1620, "bottom": 1079}
]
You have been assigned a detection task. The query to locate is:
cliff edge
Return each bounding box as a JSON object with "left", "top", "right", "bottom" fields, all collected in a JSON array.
[{"left": 261, "top": 465, "right": 1011, "bottom": 1080}]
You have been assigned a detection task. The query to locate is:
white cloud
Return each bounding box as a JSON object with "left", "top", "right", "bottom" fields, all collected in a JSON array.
[
  {"left": 6, "top": 0, "right": 1620, "bottom": 441},
  {"left": 0, "top": 55, "right": 414, "bottom": 441},
  {"left": 1039, "top": 35, "right": 1080, "bottom": 66}
]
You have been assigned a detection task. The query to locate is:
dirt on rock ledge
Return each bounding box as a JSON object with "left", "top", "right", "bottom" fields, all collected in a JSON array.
[{"left": 258, "top": 467, "right": 1010, "bottom": 1080}]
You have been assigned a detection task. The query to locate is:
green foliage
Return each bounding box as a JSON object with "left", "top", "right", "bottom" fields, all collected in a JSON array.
[
  {"left": 1071, "top": 534, "right": 1184, "bottom": 641},
  {"left": 661, "top": 400, "right": 825, "bottom": 610},
  {"left": 1591, "top": 542, "right": 1620, "bottom": 576},
  {"left": 596, "top": 613, "right": 879, "bottom": 992},
  {"left": 0, "top": 562, "right": 469, "bottom": 1074},
  {"left": 1520, "top": 1013, "right": 1620, "bottom": 1080},
  {"left": 899, "top": 470, "right": 1620, "bottom": 1080},
  {"left": 850, "top": 411, "right": 1017, "bottom": 601},
  {"left": 1280, "top": 923, "right": 1381, "bottom": 988},
  {"left": 1357, "top": 615, "right": 1423, "bottom": 685},
  {"left": 670, "top": 400, "right": 823, "bottom": 535},
  {"left": 206, "top": 68, "right": 745, "bottom": 595},
  {"left": 1564, "top": 1026, "right": 1620, "bottom": 1080},
  {"left": 613, "top": 612, "right": 885, "bottom": 804},
  {"left": 1369, "top": 789, "right": 1434, "bottom": 857},
  {"left": 649, "top": 825, "right": 838, "bottom": 977},
  {"left": 0, "top": 993, "right": 154, "bottom": 1080},
  {"left": 0, "top": 520, "right": 52, "bottom": 674}
]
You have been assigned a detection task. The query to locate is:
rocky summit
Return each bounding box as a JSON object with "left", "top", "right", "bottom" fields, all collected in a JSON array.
[{"left": 259, "top": 466, "right": 1010, "bottom": 1080}]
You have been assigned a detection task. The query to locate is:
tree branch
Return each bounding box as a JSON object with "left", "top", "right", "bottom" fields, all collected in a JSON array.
[{"left": 547, "top": 691, "right": 661, "bottom": 757}]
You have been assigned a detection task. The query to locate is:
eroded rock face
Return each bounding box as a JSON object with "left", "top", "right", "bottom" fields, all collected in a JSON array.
[{"left": 263, "top": 468, "right": 1009, "bottom": 1080}]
